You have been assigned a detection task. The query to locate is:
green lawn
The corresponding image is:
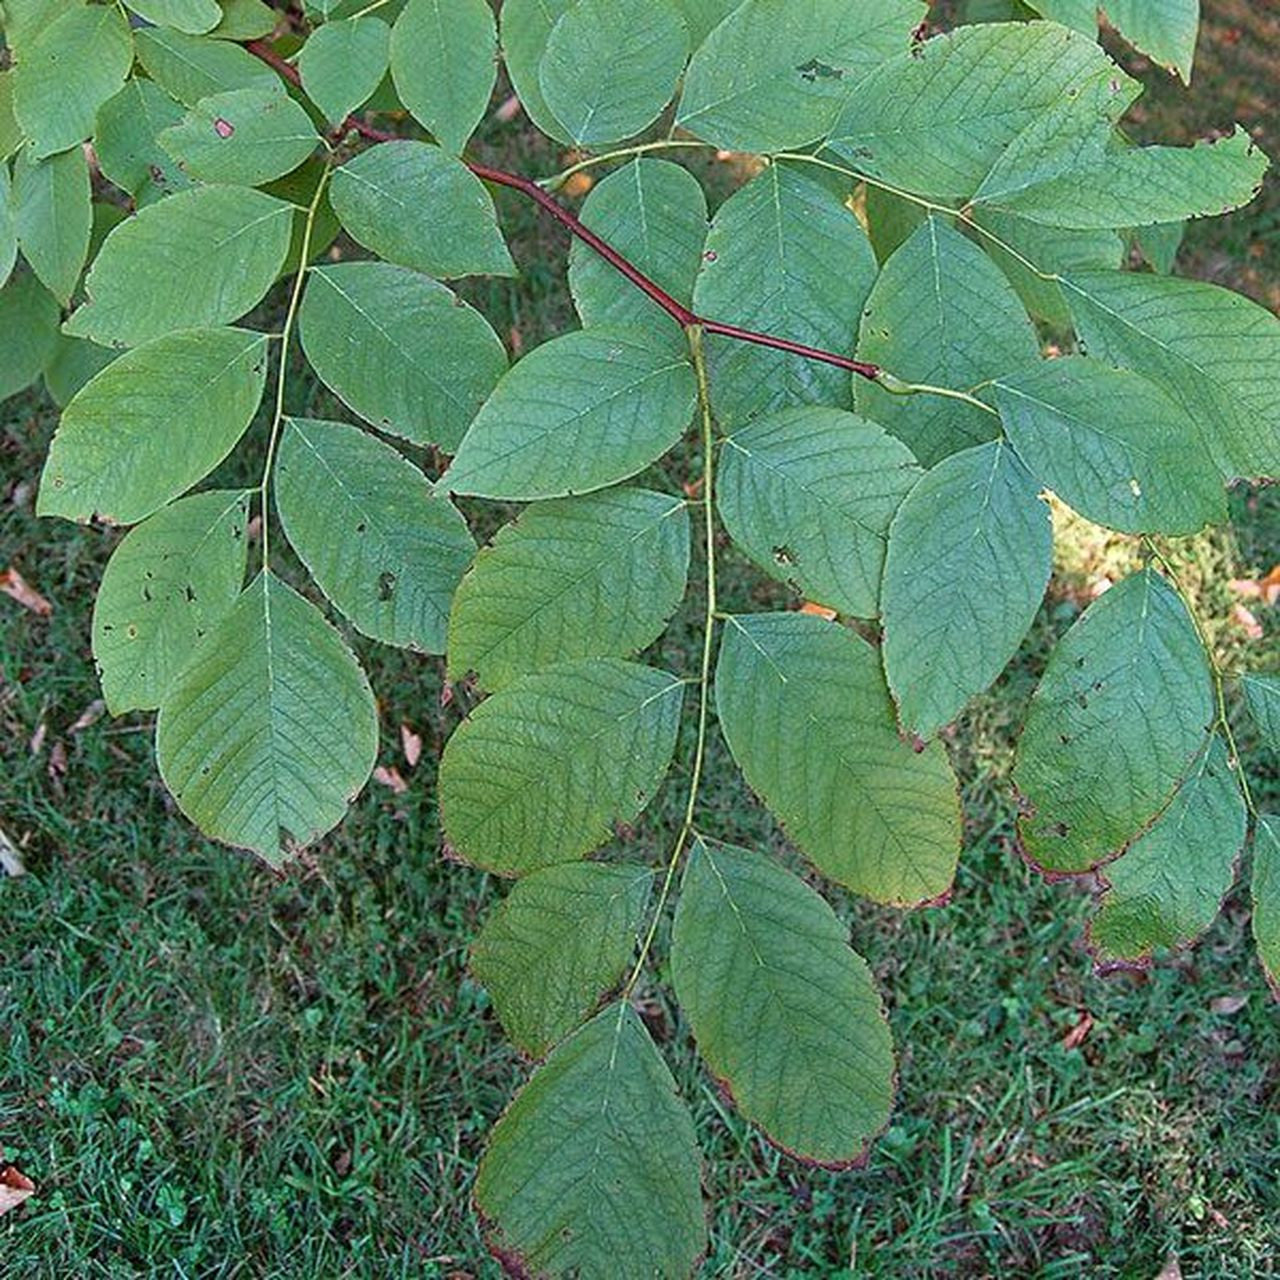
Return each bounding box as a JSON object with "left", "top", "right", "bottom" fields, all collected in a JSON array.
[{"left": 3, "top": 6, "right": 1279, "bottom": 1277}]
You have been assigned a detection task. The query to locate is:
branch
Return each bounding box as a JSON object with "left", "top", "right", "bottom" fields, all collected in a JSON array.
[{"left": 243, "top": 40, "right": 883, "bottom": 383}]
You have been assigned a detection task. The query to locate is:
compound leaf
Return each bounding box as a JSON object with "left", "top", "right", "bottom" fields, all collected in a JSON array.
[
  {"left": 1089, "top": 738, "right": 1246, "bottom": 966},
  {"left": 716, "top": 406, "right": 922, "bottom": 619},
  {"left": 329, "top": 140, "right": 515, "bottom": 278},
  {"left": 11, "top": 144, "right": 91, "bottom": 305},
  {"left": 390, "top": 0, "right": 496, "bottom": 154},
  {"left": 156, "top": 570, "right": 379, "bottom": 865},
  {"left": 63, "top": 185, "right": 293, "bottom": 349},
  {"left": 672, "top": 837, "right": 894, "bottom": 1166},
  {"left": 448, "top": 487, "right": 690, "bottom": 690},
  {"left": 855, "top": 218, "right": 1039, "bottom": 467},
  {"left": 38, "top": 328, "right": 268, "bottom": 525},
  {"left": 677, "top": 0, "right": 924, "bottom": 152},
  {"left": 882, "top": 440, "right": 1052, "bottom": 739},
  {"left": 475, "top": 1003, "right": 706, "bottom": 1280},
  {"left": 12, "top": 3, "right": 133, "bottom": 158},
  {"left": 471, "top": 862, "right": 653, "bottom": 1057},
  {"left": 1063, "top": 270, "right": 1280, "bottom": 481},
  {"left": 275, "top": 418, "right": 475, "bottom": 653},
  {"left": 1253, "top": 816, "right": 1280, "bottom": 993},
  {"left": 297, "top": 16, "right": 390, "bottom": 126},
  {"left": 716, "top": 611, "right": 961, "bottom": 906},
  {"left": 92, "top": 489, "right": 250, "bottom": 714},
  {"left": 444, "top": 328, "right": 696, "bottom": 501},
  {"left": 439, "top": 659, "right": 683, "bottom": 876},
  {"left": 692, "top": 164, "right": 876, "bottom": 428},
  {"left": 159, "top": 86, "right": 319, "bottom": 186},
  {"left": 539, "top": 0, "right": 689, "bottom": 146},
  {"left": 1014, "top": 568, "right": 1214, "bottom": 874},
  {"left": 995, "top": 358, "right": 1226, "bottom": 535},
  {"left": 298, "top": 261, "right": 507, "bottom": 451},
  {"left": 135, "top": 27, "right": 281, "bottom": 107}
]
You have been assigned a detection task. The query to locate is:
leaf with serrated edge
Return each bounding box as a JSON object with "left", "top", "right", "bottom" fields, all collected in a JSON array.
[
  {"left": 716, "top": 612, "right": 961, "bottom": 906},
  {"left": 439, "top": 658, "right": 683, "bottom": 876},
  {"left": 38, "top": 328, "right": 268, "bottom": 526},
  {"left": 672, "top": 837, "right": 894, "bottom": 1165},
  {"left": 539, "top": 0, "right": 689, "bottom": 146},
  {"left": 693, "top": 164, "right": 876, "bottom": 429},
  {"left": 448, "top": 488, "right": 690, "bottom": 690},
  {"left": 390, "top": 0, "right": 496, "bottom": 154},
  {"left": 156, "top": 570, "right": 378, "bottom": 865},
  {"left": 1014, "top": 569, "right": 1214, "bottom": 874},
  {"left": 995, "top": 358, "right": 1226, "bottom": 536},
  {"left": 444, "top": 327, "right": 696, "bottom": 501},
  {"left": 1253, "top": 816, "right": 1280, "bottom": 994},
  {"left": 471, "top": 862, "right": 653, "bottom": 1057},
  {"left": 717, "top": 406, "right": 921, "bottom": 619},
  {"left": 12, "top": 146, "right": 92, "bottom": 305},
  {"left": 882, "top": 441, "right": 1052, "bottom": 739},
  {"left": 298, "top": 16, "right": 390, "bottom": 126},
  {"left": 63, "top": 186, "right": 293, "bottom": 349},
  {"left": 568, "top": 159, "right": 708, "bottom": 349},
  {"left": 677, "top": 0, "right": 924, "bottom": 153},
  {"left": 299, "top": 262, "right": 507, "bottom": 451},
  {"left": 275, "top": 418, "right": 474, "bottom": 653},
  {"left": 92, "top": 490, "right": 250, "bottom": 714},
  {"left": 329, "top": 141, "right": 514, "bottom": 278},
  {"left": 1063, "top": 270, "right": 1280, "bottom": 481},
  {"left": 475, "top": 1003, "right": 706, "bottom": 1279},
  {"left": 1089, "top": 738, "right": 1246, "bottom": 967}
]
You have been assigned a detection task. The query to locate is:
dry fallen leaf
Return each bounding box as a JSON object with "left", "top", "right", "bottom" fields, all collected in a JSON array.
[
  {"left": 28, "top": 722, "right": 47, "bottom": 757},
  {"left": 68, "top": 699, "right": 106, "bottom": 734},
  {"left": 1210, "top": 993, "right": 1248, "bottom": 1015},
  {"left": 1231, "top": 603, "right": 1264, "bottom": 640},
  {"left": 0, "top": 567, "right": 53, "bottom": 617},
  {"left": 1153, "top": 1257, "right": 1183, "bottom": 1280},
  {"left": 373, "top": 765, "right": 409, "bottom": 795},
  {"left": 493, "top": 94, "right": 522, "bottom": 123},
  {"left": 0, "top": 825, "right": 25, "bottom": 877},
  {"left": 1059, "top": 1011, "right": 1095, "bottom": 1051},
  {"left": 799, "top": 601, "right": 838, "bottom": 622},
  {"left": 0, "top": 1166, "right": 35, "bottom": 1217},
  {"left": 401, "top": 724, "right": 423, "bottom": 769}
]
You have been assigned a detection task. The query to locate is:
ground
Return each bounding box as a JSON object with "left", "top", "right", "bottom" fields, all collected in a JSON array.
[{"left": 2, "top": 2, "right": 1278, "bottom": 1276}]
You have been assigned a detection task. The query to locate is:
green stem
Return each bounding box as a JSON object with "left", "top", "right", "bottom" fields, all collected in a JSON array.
[
  {"left": 258, "top": 163, "right": 334, "bottom": 572},
  {"left": 1143, "top": 536, "right": 1260, "bottom": 819},
  {"left": 540, "top": 139, "right": 717, "bottom": 190},
  {"left": 875, "top": 371, "right": 1000, "bottom": 417},
  {"left": 623, "top": 324, "right": 719, "bottom": 998}
]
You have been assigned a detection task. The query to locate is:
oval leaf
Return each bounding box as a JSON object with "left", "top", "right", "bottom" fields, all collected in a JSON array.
[
  {"left": 1252, "top": 816, "right": 1280, "bottom": 994},
  {"left": 12, "top": 145, "right": 92, "bottom": 305},
  {"left": 135, "top": 27, "right": 282, "bottom": 107},
  {"left": 298, "top": 17, "right": 390, "bottom": 126}
]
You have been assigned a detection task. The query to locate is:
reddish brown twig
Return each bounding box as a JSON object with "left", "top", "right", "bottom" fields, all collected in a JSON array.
[{"left": 244, "top": 40, "right": 882, "bottom": 382}]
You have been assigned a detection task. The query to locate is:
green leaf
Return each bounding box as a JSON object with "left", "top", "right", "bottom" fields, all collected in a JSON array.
[
  {"left": 37, "top": 328, "right": 268, "bottom": 525},
  {"left": 1101, "top": 0, "right": 1200, "bottom": 83},
  {"left": 882, "top": 441, "right": 1052, "bottom": 739},
  {"left": 1242, "top": 674, "right": 1279, "bottom": 753},
  {"left": 0, "top": 166, "right": 14, "bottom": 290},
  {"left": 0, "top": 272, "right": 60, "bottom": 400},
  {"left": 125, "top": 0, "right": 222, "bottom": 34},
  {"left": 389, "top": 0, "right": 496, "bottom": 154},
  {"left": 155, "top": 570, "right": 378, "bottom": 865},
  {"left": 0, "top": 0, "right": 78, "bottom": 46},
  {"left": 12, "top": 144, "right": 92, "bottom": 305},
  {"left": 475, "top": 1003, "right": 706, "bottom": 1280},
  {"left": 692, "top": 164, "right": 876, "bottom": 428},
  {"left": 1133, "top": 221, "right": 1186, "bottom": 275},
  {"left": 298, "top": 262, "right": 506, "bottom": 452},
  {"left": 1252, "top": 816, "right": 1280, "bottom": 993},
  {"left": 994, "top": 358, "right": 1227, "bottom": 535},
  {"left": 92, "top": 490, "right": 250, "bottom": 714},
  {"left": 95, "top": 79, "right": 193, "bottom": 207},
  {"left": 444, "top": 328, "right": 696, "bottom": 501},
  {"left": 43, "top": 334, "right": 118, "bottom": 407},
  {"left": 855, "top": 218, "right": 1039, "bottom": 467},
  {"left": 1063, "top": 270, "right": 1280, "bottom": 481},
  {"left": 539, "top": 0, "right": 689, "bottom": 146},
  {"left": 0, "top": 72, "right": 23, "bottom": 160},
  {"left": 1013, "top": 568, "right": 1214, "bottom": 874},
  {"left": 976, "top": 127, "right": 1269, "bottom": 230},
  {"left": 439, "top": 658, "right": 683, "bottom": 876},
  {"left": 672, "top": 838, "right": 894, "bottom": 1165},
  {"left": 827, "top": 22, "right": 1118, "bottom": 200},
  {"left": 471, "top": 862, "right": 653, "bottom": 1057},
  {"left": 297, "top": 16, "right": 390, "bottom": 126},
  {"left": 1022, "top": 0, "right": 1095, "bottom": 32},
  {"left": 207, "top": 0, "right": 277, "bottom": 41},
  {"left": 677, "top": 0, "right": 925, "bottom": 152},
  {"left": 12, "top": 4, "right": 132, "bottom": 158},
  {"left": 498, "top": 0, "right": 574, "bottom": 145},
  {"left": 1088, "top": 739, "right": 1246, "bottom": 966},
  {"left": 329, "top": 141, "right": 514, "bottom": 279},
  {"left": 567, "top": 159, "right": 707, "bottom": 348},
  {"left": 448, "top": 487, "right": 691, "bottom": 690},
  {"left": 675, "top": 0, "right": 739, "bottom": 43},
  {"left": 134, "top": 28, "right": 282, "bottom": 108},
  {"left": 716, "top": 406, "right": 921, "bottom": 618},
  {"left": 275, "top": 418, "right": 475, "bottom": 654},
  {"left": 63, "top": 186, "right": 293, "bottom": 349},
  {"left": 716, "top": 612, "right": 961, "bottom": 906},
  {"left": 159, "top": 87, "right": 319, "bottom": 186}
]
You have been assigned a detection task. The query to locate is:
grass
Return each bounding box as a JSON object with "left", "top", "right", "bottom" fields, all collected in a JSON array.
[{"left": 3, "top": 5, "right": 1279, "bottom": 1276}]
